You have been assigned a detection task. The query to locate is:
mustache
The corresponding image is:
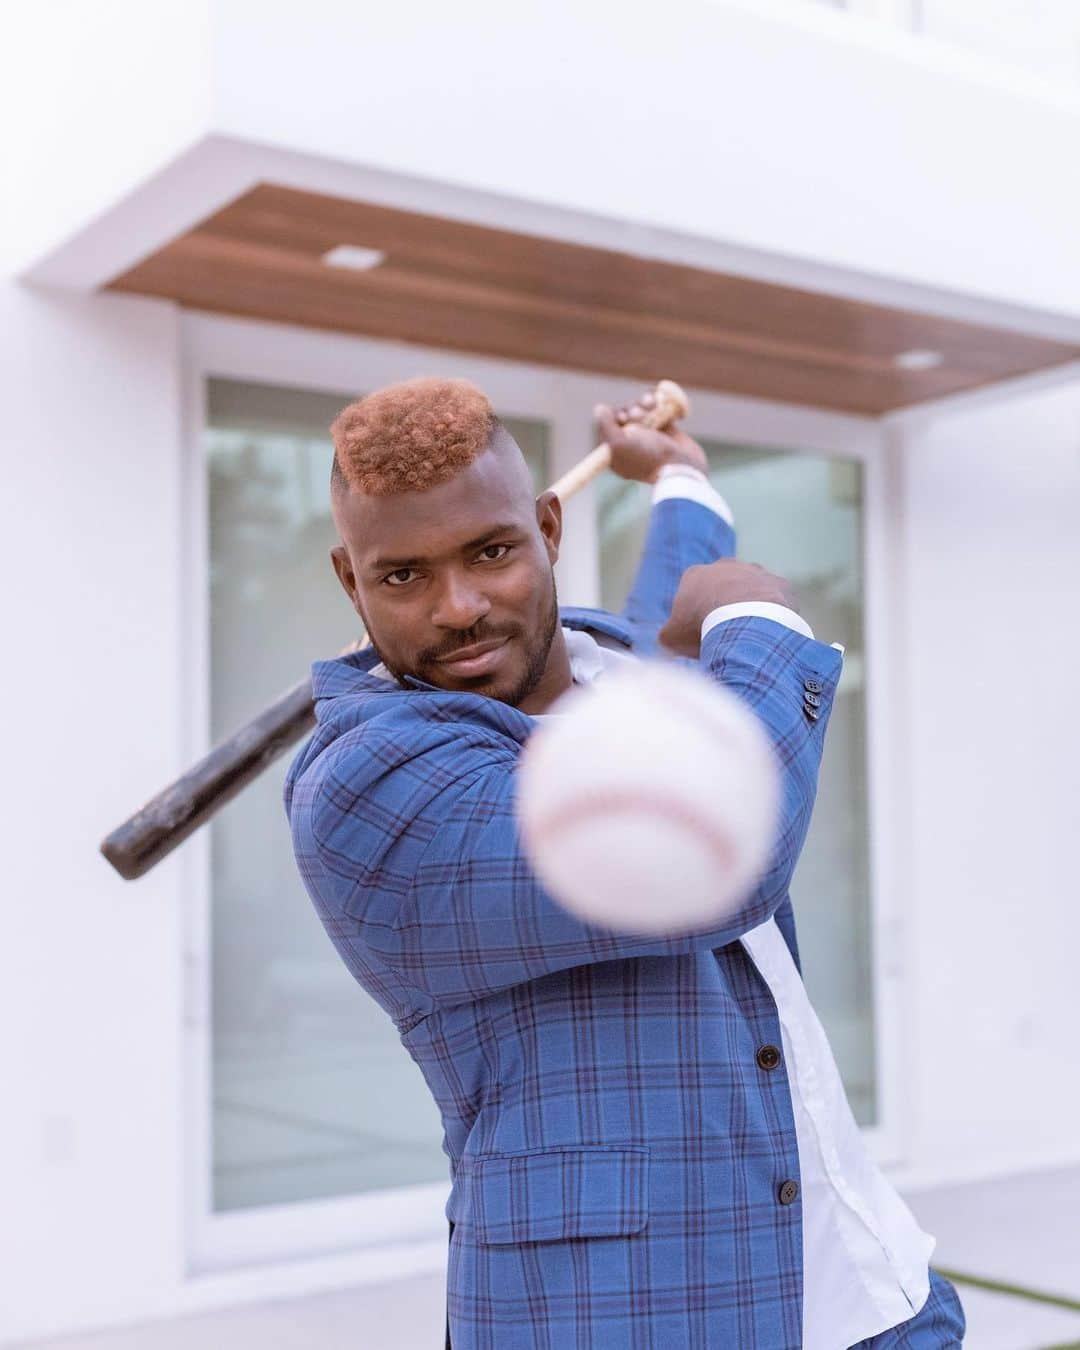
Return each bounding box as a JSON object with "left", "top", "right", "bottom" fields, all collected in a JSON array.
[{"left": 419, "top": 623, "right": 521, "bottom": 665}]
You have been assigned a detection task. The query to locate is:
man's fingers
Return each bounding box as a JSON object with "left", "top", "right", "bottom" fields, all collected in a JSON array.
[
  {"left": 595, "top": 403, "right": 663, "bottom": 450},
  {"left": 594, "top": 404, "right": 622, "bottom": 445},
  {"left": 619, "top": 422, "right": 656, "bottom": 448},
  {"left": 602, "top": 392, "right": 661, "bottom": 432}
]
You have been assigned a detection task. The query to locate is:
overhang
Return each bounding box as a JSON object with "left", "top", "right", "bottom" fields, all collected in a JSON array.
[{"left": 102, "top": 180, "right": 1079, "bottom": 416}]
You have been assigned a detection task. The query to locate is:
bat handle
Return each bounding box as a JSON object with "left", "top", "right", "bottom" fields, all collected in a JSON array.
[
  {"left": 548, "top": 442, "right": 613, "bottom": 499},
  {"left": 547, "top": 379, "right": 690, "bottom": 501}
]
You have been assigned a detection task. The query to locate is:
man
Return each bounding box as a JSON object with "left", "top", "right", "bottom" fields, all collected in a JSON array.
[{"left": 284, "top": 377, "right": 964, "bottom": 1348}]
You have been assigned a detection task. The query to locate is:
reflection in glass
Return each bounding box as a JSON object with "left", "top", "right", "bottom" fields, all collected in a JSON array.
[
  {"left": 599, "top": 443, "right": 876, "bottom": 1125},
  {"left": 206, "top": 378, "right": 549, "bottom": 1209}
]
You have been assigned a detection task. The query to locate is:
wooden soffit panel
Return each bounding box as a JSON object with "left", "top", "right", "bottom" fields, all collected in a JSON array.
[{"left": 106, "top": 184, "right": 1080, "bottom": 415}]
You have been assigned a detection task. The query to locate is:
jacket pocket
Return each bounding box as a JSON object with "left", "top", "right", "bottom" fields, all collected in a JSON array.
[{"left": 454, "top": 1144, "right": 649, "bottom": 1245}]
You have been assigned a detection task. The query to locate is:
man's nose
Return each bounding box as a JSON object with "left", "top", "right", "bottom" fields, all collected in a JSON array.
[{"left": 430, "top": 570, "right": 492, "bottom": 631}]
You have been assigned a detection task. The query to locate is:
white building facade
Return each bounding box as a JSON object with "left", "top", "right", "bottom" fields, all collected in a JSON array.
[{"left": 2, "top": 1, "right": 1079, "bottom": 1342}]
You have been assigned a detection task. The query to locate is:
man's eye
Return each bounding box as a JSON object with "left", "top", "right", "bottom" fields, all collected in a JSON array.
[
  {"left": 477, "top": 545, "right": 510, "bottom": 563},
  {"left": 384, "top": 568, "right": 418, "bottom": 586}
]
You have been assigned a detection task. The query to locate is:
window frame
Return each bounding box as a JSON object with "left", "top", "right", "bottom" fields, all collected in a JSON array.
[{"left": 181, "top": 310, "right": 906, "bottom": 1278}]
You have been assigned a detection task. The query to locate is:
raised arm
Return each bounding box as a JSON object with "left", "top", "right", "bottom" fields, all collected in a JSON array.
[
  {"left": 622, "top": 476, "right": 735, "bottom": 646},
  {"left": 591, "top": 400, "right": 736, "bottom": 647},
  {"left": 660, "top": 559, "right": 843, "bottom": 953}
]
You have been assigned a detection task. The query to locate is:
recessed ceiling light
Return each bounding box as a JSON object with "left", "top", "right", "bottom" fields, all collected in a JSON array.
[
  {"left": 322, "top": 245, "right": 387, "bottom": 271},
  {"left": 893, "top": 348, "right": 945, "bottom": 371}
]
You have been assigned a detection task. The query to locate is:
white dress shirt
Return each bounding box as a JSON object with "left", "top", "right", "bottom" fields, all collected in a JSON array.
[{"left": 560, "top": 463, "right": 935, "bottom": 1348}]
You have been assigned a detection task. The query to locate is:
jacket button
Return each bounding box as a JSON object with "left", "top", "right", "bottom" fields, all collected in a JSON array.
[
  {"left": 804, "top": 705, "right": 820, "bottom": 722},
  {"left": 756, "top": 1044, "right": 782, "bottom": 1071},
  {"left": 803, "top": 691, "right": 821, "bottom": 707},
  {"left": 778, "top": 1180, "right": 799, "bottom": 1206},
  {"left": 804, "top": 678, "right": 823, "bottom": 694}
]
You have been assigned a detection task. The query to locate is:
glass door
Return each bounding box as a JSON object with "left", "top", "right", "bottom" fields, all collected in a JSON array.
[{"left": 204, "top": 377, "right": 550, "bottom": 1213}]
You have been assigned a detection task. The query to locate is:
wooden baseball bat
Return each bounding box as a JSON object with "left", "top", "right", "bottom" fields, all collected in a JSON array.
[{"left": 100, "top": 380, "right": 690, "bottom": 880}]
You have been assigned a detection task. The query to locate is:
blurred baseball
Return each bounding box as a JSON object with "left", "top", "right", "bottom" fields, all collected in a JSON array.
[{"left": 517, "top": 661, "right": 780, "bottom": 934}]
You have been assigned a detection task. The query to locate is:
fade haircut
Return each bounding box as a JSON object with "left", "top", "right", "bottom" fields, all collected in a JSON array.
[{"left": 330, "top": 377, "right": 498, "bottom": 497}]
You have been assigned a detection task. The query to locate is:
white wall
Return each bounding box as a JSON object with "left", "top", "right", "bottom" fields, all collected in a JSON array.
[
  {"left": 1, "top": 1, "right": 211, "bottom": 276},
  {"left": 797, "top": 0, "right": 1080, "bottom": 88},
  {"left": 16, "top": 0, "right": 1080, "bottom": 339},
  {"left": 890, "top": 372, "right": 1080, "bottom": 1188},
  {"left": 0, "top": 292, "right": 453, "bottom": 1342},
  {"left": 0, "top": 283, "right": 187, "bottom": 1340},
  {"left": 919, "top": 0, "right": 1080, "bottom": 86},
  {"left": 203, "top": 0, "right": 1080, "bottom": 321}
]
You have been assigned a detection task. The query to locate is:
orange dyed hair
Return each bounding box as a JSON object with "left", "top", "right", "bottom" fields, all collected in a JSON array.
[{"left": 330, "top": 377, "right": 498, "bottom": 496}]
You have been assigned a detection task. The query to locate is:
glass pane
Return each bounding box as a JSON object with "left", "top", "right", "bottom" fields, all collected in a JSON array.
[
  {"left": 206, "top": 379, "right": 549, "bottom": 1210},
  {"left": 598, "top": 443, "right": 876, "bottom": 1126}
]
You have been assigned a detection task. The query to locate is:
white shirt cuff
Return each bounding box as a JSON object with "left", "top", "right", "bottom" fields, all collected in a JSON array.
[
  {"left": 701, "top": 602, "right": 815, "bottom": 642},
  {"left": 651, "top": 463, "right": 734, "bottom": 526}
]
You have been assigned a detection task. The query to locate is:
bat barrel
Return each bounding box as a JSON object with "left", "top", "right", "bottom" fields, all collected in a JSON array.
[
  {"left": 100, "top": 379, "right": 690, "bottom": 880},
  {"left": 100, "top": 678, "right": 317, "bottom": 880}
]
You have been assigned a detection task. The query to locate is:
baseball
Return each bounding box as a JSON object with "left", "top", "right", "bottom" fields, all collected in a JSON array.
[{"left": 517, "top": 661, "right": 781, "bottom": 935}]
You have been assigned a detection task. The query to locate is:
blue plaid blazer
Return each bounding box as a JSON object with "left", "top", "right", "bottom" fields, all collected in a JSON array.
[{"left": 284, "top": 498, "right": 844, "bottom": 1348}]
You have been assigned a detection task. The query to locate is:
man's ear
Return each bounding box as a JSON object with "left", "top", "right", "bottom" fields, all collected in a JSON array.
[
  {"left": 535, "top": 490, "right": 563, "bottom": 564},
  {"left": 330, "top": 546, "right": 360, "bottom": 608}
]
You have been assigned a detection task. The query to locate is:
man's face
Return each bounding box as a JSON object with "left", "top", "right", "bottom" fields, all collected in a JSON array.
[{"left": 330, "top": 432, "right": 566, "bottom": 709}]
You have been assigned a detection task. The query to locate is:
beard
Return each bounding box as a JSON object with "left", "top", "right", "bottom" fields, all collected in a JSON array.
[
  {"left": 368, "top": 570, "right": 561, "bottom": 707},
  {"left": 502, "top": 574, "right": 560, "bottom": 707}
]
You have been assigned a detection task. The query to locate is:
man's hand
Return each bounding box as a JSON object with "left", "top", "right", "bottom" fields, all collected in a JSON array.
[
  {"left": 594, "top": 391, "right": 707, "bottom": 482},
  {"left": 659, "top": 560, "right": 798, "bottom": 658}
]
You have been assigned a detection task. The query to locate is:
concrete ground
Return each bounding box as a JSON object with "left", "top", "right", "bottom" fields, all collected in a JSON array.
[
  {"left": 906, "top": 1165, "right": 1080, "bottom": 1349},
  {"left": 14, "top": 1167, "right": 1080, "bottom": 1350}
]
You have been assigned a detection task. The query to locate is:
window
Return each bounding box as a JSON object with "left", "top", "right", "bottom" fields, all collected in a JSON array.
[
  {"left": 198, "top": 356, "right": 882, "bottom": 1235},
  {"left": 205, "top": 376, "right": 551, "bottom": 1210},
  {"left": 598, "top": 441, "right": 876, "bottom": 1124}
]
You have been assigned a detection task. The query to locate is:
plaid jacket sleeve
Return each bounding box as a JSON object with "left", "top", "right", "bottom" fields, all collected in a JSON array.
[
  {"left": 303, "top": 620, "right": 842, "bottom": 1011},
  {"left": 621, "top": 493, "right": 808, "bottom": 968},
  {"left": 622, "top": 496, "right": 736, "bottom": 647}
]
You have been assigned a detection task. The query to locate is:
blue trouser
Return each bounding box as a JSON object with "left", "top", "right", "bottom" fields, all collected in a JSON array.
[{"left": 850, "top": 1271, "right": 966, "bottom": 1348}]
